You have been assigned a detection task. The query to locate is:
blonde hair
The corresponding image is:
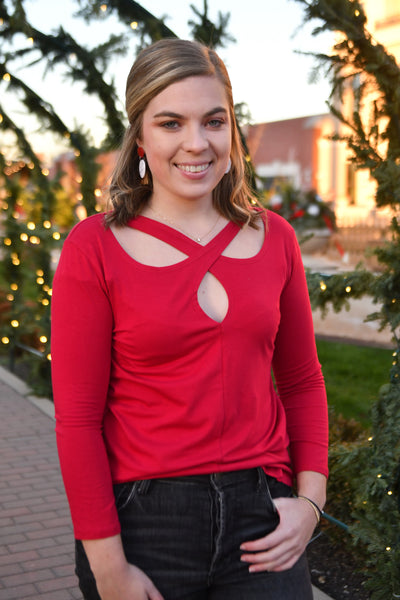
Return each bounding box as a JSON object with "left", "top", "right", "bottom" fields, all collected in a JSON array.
[{"left": 106, "top": 38, "right": 259, "bottom": 227}]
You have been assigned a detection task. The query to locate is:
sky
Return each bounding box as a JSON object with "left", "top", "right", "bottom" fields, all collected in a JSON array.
[{"left": 5, "top": 0, "right": 335, "bottom": 156}]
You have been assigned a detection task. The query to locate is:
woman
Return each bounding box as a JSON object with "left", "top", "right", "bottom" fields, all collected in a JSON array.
[{"left": 51, "top": 39, "right": 328, "bottom": 600}]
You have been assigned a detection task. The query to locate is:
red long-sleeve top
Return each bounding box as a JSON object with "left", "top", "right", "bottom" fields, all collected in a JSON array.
[{"left": 51, "top": 210, "right": 328, "bottom": 540}]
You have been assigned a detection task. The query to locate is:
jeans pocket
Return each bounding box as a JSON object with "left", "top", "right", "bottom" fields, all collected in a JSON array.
[
  {"left": 258, "top": 470, "right": 278, "bottom": 515},
  {"left": 113, "top": 480, "right": 142, "bottom": 511}
]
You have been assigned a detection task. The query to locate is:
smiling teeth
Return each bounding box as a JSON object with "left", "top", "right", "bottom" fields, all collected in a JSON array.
[{"left": 178, "top": 163, "right": 209, "bottom": 173}]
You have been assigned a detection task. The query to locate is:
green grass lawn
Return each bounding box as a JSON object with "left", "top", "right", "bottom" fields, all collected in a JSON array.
[{"left": 316, "top": 338, "right": 393, "bottom": 426}]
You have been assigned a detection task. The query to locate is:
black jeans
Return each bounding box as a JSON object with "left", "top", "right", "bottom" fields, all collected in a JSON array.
[{"left": 75, "top": 468, "right": 313, "bottom": 599}]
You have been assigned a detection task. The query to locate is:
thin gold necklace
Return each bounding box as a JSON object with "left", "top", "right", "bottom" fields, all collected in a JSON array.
[{"left": 148, "top": 206, "right": 221, "bottom": 243}]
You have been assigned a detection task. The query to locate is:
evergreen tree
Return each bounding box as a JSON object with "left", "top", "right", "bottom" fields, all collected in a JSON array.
[{"left": 293, "top": 1, "right": 400, "bottom": 596}]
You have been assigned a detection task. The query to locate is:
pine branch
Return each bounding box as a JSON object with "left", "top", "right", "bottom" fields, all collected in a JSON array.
[
  {"left": 0, "top": 103, "right": 44, "bottom": 173},
  {"left": 75, "top": 0, "right": 178, "bottom": 40},
  {"left": 188, "top": 0, "right": 235, "bottom": 49},
  {"left": 0, "top": 63, "right": 70, "bottom": 138},
  {"left": 0, "top": 3, "right": 125, "bottom": 147}
]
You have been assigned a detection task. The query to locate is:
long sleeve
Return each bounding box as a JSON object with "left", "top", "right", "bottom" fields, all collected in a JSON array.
[
  {"left": 51, "top": 231, "right": 120, "bottom": 539},
  {"left": 272, "top": 230, "right": 329, "bottom": 477}
]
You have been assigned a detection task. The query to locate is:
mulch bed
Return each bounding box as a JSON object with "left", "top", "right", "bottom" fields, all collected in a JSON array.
[{"left": 307, "top": 529, "right": 370, "bottom": 599}]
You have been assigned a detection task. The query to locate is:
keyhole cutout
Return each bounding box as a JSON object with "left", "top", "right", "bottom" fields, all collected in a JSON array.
[{"left": 197, "top": 272, "right": 229, "bottom": 323}]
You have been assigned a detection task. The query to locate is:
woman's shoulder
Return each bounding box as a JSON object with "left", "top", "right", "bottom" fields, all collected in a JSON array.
[
  {"left": 265, "top": 209, "right": 296, "bottom": 237},
  {"left": 65, "top": 213, "right": 108, "bottom": 246}
]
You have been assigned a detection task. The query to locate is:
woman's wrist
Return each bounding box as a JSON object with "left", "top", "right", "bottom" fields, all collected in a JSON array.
[
  {"left": 296, "top": 470, "right": 327, "bottom": 513},
  {"left": 82, "top": 535, "right": 129, "bottom": 580}
]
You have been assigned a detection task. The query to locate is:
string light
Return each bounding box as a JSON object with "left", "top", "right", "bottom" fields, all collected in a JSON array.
[
  {"left": 94, "top": 188, "right": 102, "bottom": 197},
  {"left": 6, "top": 294, "right": 14, "bottom": 301},
  {"left": 130, "top": 21, "right": 138, "bottom": 29},
  {"left": 40, "top": 335, "right": 47, "bottom": 343},
  {"left": 387, "top": 490, "right": 393, "bottom": 495},
  {"left": 42, "top": 168, "right": 49, "bottom": 176},
  {"left": 27, "top": 37, "right": 34, "bottom": 44},
  {"left": 11, "top": 320, "right": 19, "bottom": 328},
  {"left": 345, "top": 285, "right": 351, "bottom": 293},
  {"left": 36, "top": 269, "right": 44, "bottom": 276},
  {"left": 53, "top": 232, "right": 61, "bottom": 240},
  {"left": 320, "top": 281, "right": 327, "bottom": 291},
  {"left": 2, "top": 337, "right": 10, "bottom": 345},
  {"left": 377, "top": 474, "right": 382, "bottom": 478},
  {"left": 47, "top": 353, "right": 52, "bottom": 361},
  {"left": 29, "top": 236, "right": 40, "bottom": 244},
  {"left": 2, "top": 73, "right": 11, "bottom": 81},
  {"left": 42, "top": 299, "right": 50, "bottom": 306},
  {"left": 10, "top": 283, "right": 18, "bottom": 291},
  {"left": 100, "top": 3, "right": 107, "bottom": 11},
  {"left": 27, "top": 221, "right": 36, "bottom": 230},
  {"left": 43, "top": 220, "right": 51, "bottom": 229},
  {"left": 37, "top": 277, "right": 45, "bottom": 285},
  {"left": 20, "top": 233, "right": 28, "bottom": 241},
  {"left": 4, "top": 238, "right": 12, "bottom": 246}
]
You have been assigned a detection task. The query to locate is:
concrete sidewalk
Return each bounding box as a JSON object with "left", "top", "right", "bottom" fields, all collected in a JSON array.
[{"left": 0, "top": 366, "right": 333, "bottom": 600}]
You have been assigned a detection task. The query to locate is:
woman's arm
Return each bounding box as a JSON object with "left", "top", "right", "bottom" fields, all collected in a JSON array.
[
  {"left": 52, "top": 228, "right": 119, "bottom": 539},
  {"left": 82, "top": 536, "right": 164, "bottom": 600},
  {"left": 241, "top": 226, "right": 329, "bottom": 572}
]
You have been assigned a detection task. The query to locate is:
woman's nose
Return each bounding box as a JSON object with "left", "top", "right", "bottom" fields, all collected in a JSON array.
[{"left": 182, "top": 124, "right": 209, "bottom": 152}]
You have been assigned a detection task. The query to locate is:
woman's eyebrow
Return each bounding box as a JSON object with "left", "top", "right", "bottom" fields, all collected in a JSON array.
[{"left": 152, "top": 107, "right": 228, "bottom": 119}]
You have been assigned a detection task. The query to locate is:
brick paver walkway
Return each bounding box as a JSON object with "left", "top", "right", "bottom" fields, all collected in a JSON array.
[
  {"left": 0, "top": 376, "right": 80, "bottom": 600},
  {"left": 0, "top": 369, "right": 333, "bottom": 600}
]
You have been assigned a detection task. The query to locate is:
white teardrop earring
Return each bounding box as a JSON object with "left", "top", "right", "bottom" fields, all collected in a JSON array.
[
  {"left": 138, "top": 147, "right": 146, "bottom": 179},
  {"left": 225, "top": 158, "right": 232, "bottom": 174}
]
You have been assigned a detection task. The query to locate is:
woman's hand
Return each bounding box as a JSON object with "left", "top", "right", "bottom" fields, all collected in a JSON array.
[
  {"left": 95, "top": 562, "right": 164, "bottom": 600},
  {"left": 240, "top": 496, "right": 319, "bottom": 573}
]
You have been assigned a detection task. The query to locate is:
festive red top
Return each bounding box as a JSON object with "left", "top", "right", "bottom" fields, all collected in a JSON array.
[{"left": 51, "top": 210, "right": 328, "bottom": 540}]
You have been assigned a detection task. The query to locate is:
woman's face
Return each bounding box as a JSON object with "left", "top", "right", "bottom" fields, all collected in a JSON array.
[{"left": 137, "top": 75, "right": 232, "bottom": 207}]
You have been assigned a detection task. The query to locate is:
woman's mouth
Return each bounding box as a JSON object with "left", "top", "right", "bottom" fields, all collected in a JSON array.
[{"left": 175, "top": 162, "right": 211, "bottom": 173}]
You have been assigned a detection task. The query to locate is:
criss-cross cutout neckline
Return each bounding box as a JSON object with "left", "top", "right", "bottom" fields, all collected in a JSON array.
[{"left": 127, "top": 215, "right": 240, "bottom": 259}]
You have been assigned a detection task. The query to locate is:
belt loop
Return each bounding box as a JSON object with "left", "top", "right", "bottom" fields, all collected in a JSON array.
[{"left": 138, "top": 479, "right": 151, "bottom": 495}]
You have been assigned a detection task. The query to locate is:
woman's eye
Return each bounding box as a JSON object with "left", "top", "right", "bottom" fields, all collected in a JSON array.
[
  {"left": 208, "top": 119, "right": 225, "bottom": 128},
  {"left": 161, "top": 121, "right": 179, "bottom": 129}
]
